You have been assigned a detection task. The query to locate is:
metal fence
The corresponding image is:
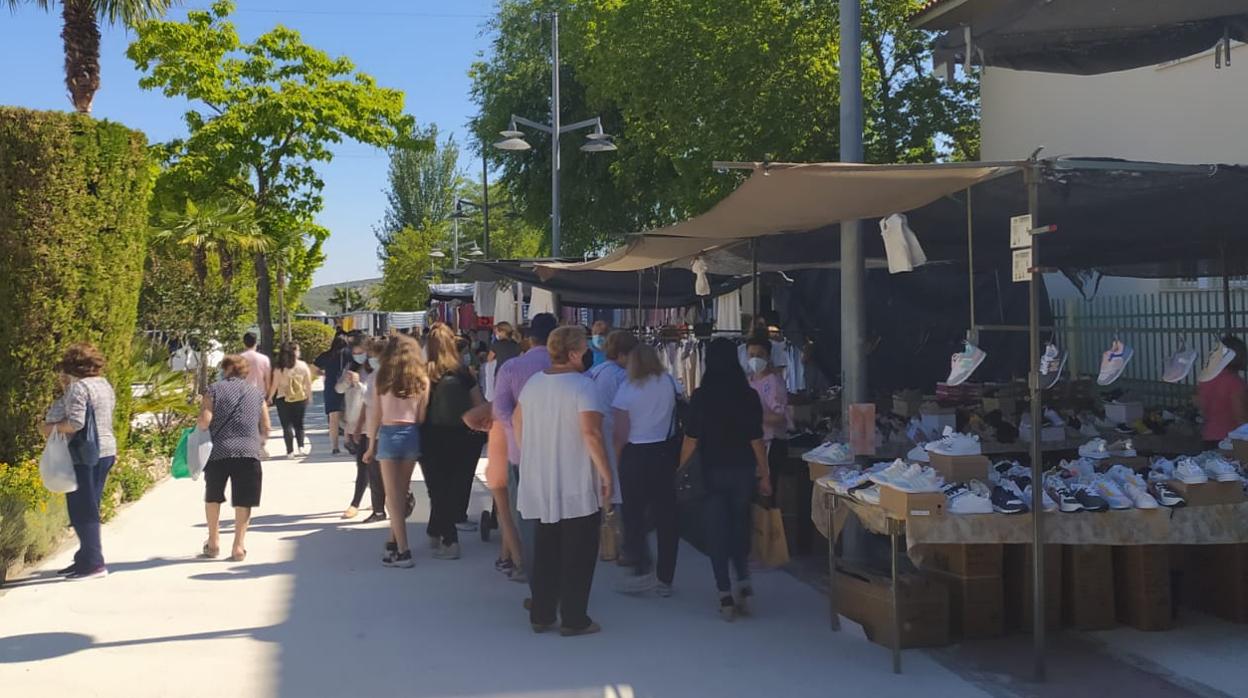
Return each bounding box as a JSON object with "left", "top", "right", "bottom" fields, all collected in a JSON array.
[{"left": 1051, "top": 289, "right": 1248, "bottom": 407}]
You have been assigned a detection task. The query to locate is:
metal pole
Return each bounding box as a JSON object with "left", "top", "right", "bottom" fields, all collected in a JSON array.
[
  {"left": 550, "top": 11, "right": 562, "bottom": 257},
  {"left": 453, "top": 215, "right": 460, "bottom": 270},
  {"left": 967, "top": 188, "right": 977, "bottom": 344},
  {"left": 1222, "top": 243, "right": 1232, "bottom": 333},
  {"left": 482, "top": 150, "right": 491, "bottom": 259},
  {"left": 839, "top": 0, "right": 866, "bottom": 416},
  {"left": 752, "top": 239, "right": 760, "bottom": 326},
  {"left": 1026, "top": 162, "right": 1046, "bottom": 682}
]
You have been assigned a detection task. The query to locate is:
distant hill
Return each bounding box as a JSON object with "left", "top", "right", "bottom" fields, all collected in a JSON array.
[{"left": 302, "top": 278, "right": 381, "bottom": 315}]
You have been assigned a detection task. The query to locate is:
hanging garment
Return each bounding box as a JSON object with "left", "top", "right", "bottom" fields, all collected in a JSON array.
[
  {"left": 879, "top": 213, "right": 928, "bottom": 274},
  {"left": 493, "top": 284, "right": 518, "bottom": 327},
  {"left": 715, "top": 290, "right": 742, "bottom": 332},
  {"left": 690, "top": 256, "right": 711, "bottom": 296},
  {"left": 473, "top": 282, "right": 497, "bottom": 318},
  {"left": 528, "top": 286, "right": 557, "bottom": 316}
]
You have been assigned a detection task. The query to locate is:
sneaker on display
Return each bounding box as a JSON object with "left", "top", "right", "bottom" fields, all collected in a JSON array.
[
  {"left": 1228, "top": 423, "right": 1248, "bottom": 441},
  {"left": 1175, "top": 457, "right": 1210, "bottom": 484},
  {"left": 892, "top": 465, "right": 944, "bottom": 493},
  {"left": 1044, "top": 475, "right": 1083, "bottom": 513},
  {"left": 1078, "top": 438, "right": 1110, "bottom": 460},
  {"left": 1021, "top": 482, "right": 1057, "bottom": 512},
  {"left": 1149, "top": 481, "right": 1186, "bottom": 508},
  {"left": 1199, "top": 455, "right": 1242, "bottom": 483},
  {"left": 1039, "top": 343, "right": 1068, "bottom": 389},
  {"left": 1097, "top": 340, "right": 1134, "bottom": 386},
  {"left": 1198, "top": 342, "right": 1237, "bottom": 383},
  {"left": 853, "top": 484, "right": 882, "bottom": 505},
  {"left": 1106, "top": 465, "right": 1158, "bottom": 509},
  {"left": 907, "top": 443, "right": 931, "bottom": 463},
  {"left": 804, "top": 441, "right": 854, "bottom": 465},
  {"left": 1072, "top": 484, "right": 1109, "bottom": 512},
  {"left": 924, "top": 427, "right": 982, "bottom": 456},
  {"left": 943, "top": 482, "right": 994, "bottom": 514},
  {"left": 1162, "top": 345, "right": 1199, "bottom": 384},
  {"left": 1150, "top": 457, "right": 1176, "bottom": 482},
  {"left": 947, "top": 341, "right": 988, "bottom": 387},
  {"left": 868, "top": 459, "right": 910, "bottom": 487},
  {"left": 1106, "top": 439, "right": 1136, "bottom": 458},
  {"left": 1220, "top": 437, "right": 1234, "bottom": 451},
  {"left": 1092, "top": 476, "right": 1133, "bottom": 509},
  {"left": 1060, "top": 457, "right": 1098, "bottom": 482},
  {"left": 1078, "top": 421, "right": 1100, "bottom": 438},
  {"left": 990, "top": 485, "right": 1027, "bottom": 514}
]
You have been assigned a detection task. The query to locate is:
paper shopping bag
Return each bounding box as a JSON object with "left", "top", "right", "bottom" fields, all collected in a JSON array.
[
  {"left": 751, "top": 501, "right": 790, "bottom": 568},
  {"left": 599, "top": 507, "right": 620, "bottom": 561}
]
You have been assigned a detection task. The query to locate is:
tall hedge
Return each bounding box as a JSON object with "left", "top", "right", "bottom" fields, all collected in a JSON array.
[{"left": 0, "top": 108, "right": 153, "bottom": 463}]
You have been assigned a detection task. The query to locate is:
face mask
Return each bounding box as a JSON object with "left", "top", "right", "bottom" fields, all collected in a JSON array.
[
  {"left": 368, "top": 357, "right": 380, "bottom": 370},
  {"left": 352, "top": 352, "right": 366, "bottom": 364},
  {"left": 590, "top": 335, "right": 606, "bottom": 350},
  {"left": 747, "top": 357, "right": 768, "bottom": 375}
]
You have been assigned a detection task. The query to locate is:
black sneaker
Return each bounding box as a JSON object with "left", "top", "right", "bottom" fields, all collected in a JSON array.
[
  {"left": 67, "top": 566, "right": 108, "bottom": 580},
  {"left": 382, "top": 550, "right": 414, "bottom": 568},
  {"left": 718, "top": 595, "right": 737, "bottom": 622},
  {"left": 57, "top": 563, "right": 78, "bottom": 576},
  {"left": 363, "top": 512, "right": 387, "bottom": 524},
  {"left": 1150, "top": 481, "right": 1186, "bottom": 508},
  {"left": 381, "top": 541, "right": 397, "bottom": 563},
  {"left": 1073, "top": 485, "right": 1109, "bottom": 512},
  {"left": 404, "top": 492, "right": 416, "bottom": 518},
  {"left": 990, "top": 485, "right": 1027, "bottom": 514},
  {"left": 1046, "top": 478, "right": 1083, "bottom": 513}
]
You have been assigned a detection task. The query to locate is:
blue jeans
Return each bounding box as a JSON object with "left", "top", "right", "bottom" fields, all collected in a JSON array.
[
  {"left": 67, "top": 456, "right": 115, "bottom": 572},
  {"left": 508, "top": 463, "right": 537, "bottom": 583},
  {"left": 701, "top": 466, "right": 754, "bottom": 593}
]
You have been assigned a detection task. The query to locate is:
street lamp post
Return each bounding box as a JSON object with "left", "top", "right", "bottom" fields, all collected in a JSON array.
[{"left": 492, "top": 11, "right": 617, "bottom": 258}]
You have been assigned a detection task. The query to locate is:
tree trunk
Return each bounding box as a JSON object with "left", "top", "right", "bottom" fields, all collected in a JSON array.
[
  {"left": 61, "top": 0, "right": 100, "bottom": 114},
  {"left": 254, "top": 251, "right": 276, "bottom": 355}
]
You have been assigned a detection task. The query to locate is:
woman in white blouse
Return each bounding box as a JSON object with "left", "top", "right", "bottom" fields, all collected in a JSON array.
[{"left": 513, "top": 326, "right": 613, "bottom": 636}]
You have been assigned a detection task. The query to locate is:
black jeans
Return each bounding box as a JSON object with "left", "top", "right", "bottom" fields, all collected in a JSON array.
[
  {"left": 66, "top": 456, "right": 115, "bottom": 572},
  {"left": 530, "top": 511, "right": 601, "bottom": 631},
  {"left": 702, "top": 466, "right": 754, "bottom": 593},
  {"left": 351, "top": 435, "right": 385, "bottom": 510},
  {"left": 274, "top": 397, "right": 307, "bottom": 454},
  {"left": 619, "top": 441, "right": 679, "bottom": 584},
  {"left": 420, "top": 426, "right": 481, "bottom": 544}
]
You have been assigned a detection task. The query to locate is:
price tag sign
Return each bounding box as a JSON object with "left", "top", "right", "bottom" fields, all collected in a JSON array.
[
  {"left": 1010, "top": 215, "right": 1032, "bottom": 249},
  {"left": 1012, "top": 248, "right": 1032, "bottom": 282}
]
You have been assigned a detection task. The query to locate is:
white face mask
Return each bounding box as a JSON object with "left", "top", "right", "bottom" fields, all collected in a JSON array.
[
  {"left": 747, "top": 357, "right": 768, "bottom": 375},
  {"left": 368, "top": 357, "right": 380, "bottom": 370}
]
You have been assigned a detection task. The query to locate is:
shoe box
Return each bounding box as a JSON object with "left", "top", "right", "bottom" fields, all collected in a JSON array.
[
  {"left": 1105, "top": 401, "right": 1144, "bottom": 425},
  {"left": 1113, "top": 545, "right": 1174, "bottom": 631},
  {"left": 878, "top": 485, "right": 945, "bottom": 519},
  {"left": 1231, "top": 439, "right": 1248, "bottom": 465},
  {"left": 893, "top": 390, "right": 923, "bottom": 418},
  {"left": 1062, "top": 545, "right": 1117, "bottom": 630},
  {"left": 1003, "top": 544, "right": 1063, "bottom": 632},
  {"left": 919, "top": 407, "right": 957, "bottom": 437},
  {"left": 919, "top": 545, "right": 1005, "bottom": 640},
  {"left": 835, "top": 568, "right": 951, "bottom": 649},
  {"left": 927, "top": 452, "right": 991, "bottom": 483},
  {"left": 808, "top": 461, "right": 834, "bottom": 481},
  {"left": 1184, "top": 543, "right": 1248, "bottom": 623},
  {"left": 1167, "top": 479, "right": 1246, "bottom": 506}
]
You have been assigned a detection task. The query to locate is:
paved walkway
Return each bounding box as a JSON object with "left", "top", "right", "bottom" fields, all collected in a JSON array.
[{"left": 1, "top": 395, "right": 1244, "bottom": 697}]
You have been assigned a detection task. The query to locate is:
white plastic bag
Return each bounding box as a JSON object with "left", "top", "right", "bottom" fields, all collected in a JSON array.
[
  {"left": 39, "top": 431, "right": 78, "bottom": 494},
  {"left": 187, "top": 428, "right": 213, "bottom": 481}
]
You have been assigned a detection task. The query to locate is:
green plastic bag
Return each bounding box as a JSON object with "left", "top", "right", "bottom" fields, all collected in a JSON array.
[{"left": 171, "top": 427, "right": 194, "bottom": 479}]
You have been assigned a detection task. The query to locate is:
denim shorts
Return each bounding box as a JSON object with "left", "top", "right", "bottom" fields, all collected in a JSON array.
[{"left": 376, "top": 424, "right": 421, "bottom": 461}]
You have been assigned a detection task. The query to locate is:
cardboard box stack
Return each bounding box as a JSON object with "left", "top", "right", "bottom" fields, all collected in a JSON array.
[
  {"left": 1185, "top": 543, "right": 1248, "bottom": 624},
  {"left": 921, "top": 544, "right": 1005, "bottom": 640},
  {"left": 1004, "top": 544, "right": 1063, "bottom": 632},
  {"left": 1062, "top": 545, "right": 1116, "bottom": 630},
  {"left": 1113, "top": 545, "right": 1173, "bottom": 631},
  {"left": 836, "top": 569, "right": 951, "bottom": 649}
]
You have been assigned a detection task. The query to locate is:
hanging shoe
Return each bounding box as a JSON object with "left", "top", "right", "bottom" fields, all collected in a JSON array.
[
  {"left": 1198, "top": 341, "right": 1237, "bottom": 383},
  {"left": 1162, "top": 343, "right": 1199, "bottom": 383},
  {"left": 1097, "top": 340, "right": 1134, "bottom": 386},
  {"left": 947, "top": 341, "right": 987, "bottom": 387}
]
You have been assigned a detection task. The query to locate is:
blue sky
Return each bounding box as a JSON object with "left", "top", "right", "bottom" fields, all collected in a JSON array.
[{"left": 0, "top": 0, "right": 500, "bottom": 286}]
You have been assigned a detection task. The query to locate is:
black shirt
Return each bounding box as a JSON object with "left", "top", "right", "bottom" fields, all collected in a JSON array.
[
  {"left": 426, "top": 368, "right": 478, "bottom": 428},
  {"left": 685, "top": 382, "right": 763, "bottom": 469}
]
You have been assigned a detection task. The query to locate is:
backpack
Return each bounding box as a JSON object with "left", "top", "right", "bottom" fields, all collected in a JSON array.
[{"left": 285, "top": 365, "right": 309, "bottom": 402}]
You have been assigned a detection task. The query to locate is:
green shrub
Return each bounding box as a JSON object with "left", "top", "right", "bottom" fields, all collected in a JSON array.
[
  {"left": 0, "top": 107, "right": 154, "bottom": 463},
  {"left": 0, "top": 459, "right": 69, "bottom": 571},
  {"left": 290, "top": 319, "right": 336, "bottom": 361}
]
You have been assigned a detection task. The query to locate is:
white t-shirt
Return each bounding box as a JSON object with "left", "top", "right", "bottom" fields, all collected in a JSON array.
[
  {"left": 611, "top": 374, "right": 678, "bottom": 444},
  {"left": 517, "top": 371, "right": 605, "bottom": 524}
]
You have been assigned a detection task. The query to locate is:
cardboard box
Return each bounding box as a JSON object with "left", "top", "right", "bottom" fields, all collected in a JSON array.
[
  {"left": 1004, "top": 544, "right": 1062, "bottom": 632},
  {"left": 1232, "top": 439, "right": 1248, "bottom": 465},
  {"left": 893, "top": 392, "right": 922, "bottom": 418},
  {"left": 836, "top": 569, "right": 951, "bottom": 649},
  {"left": 921, "top": 544, "right": 1004, "bottom": 578},
  {"left": 878, "top": 485, "right": 945, "bottom": 519},
  {"left": 1105, "top": 401, "right": 1144, "bottom": 424},
  {"left": 1186, "top": 544, "right": 1248, "bottom": 623},
  {"left": 808, "top": 461, "right": 834, "bottom": 482},
  {"left": 1113, "top": 545, "right": 1173, "bottom": 631},
  {"left": 927, "top": 453, "right": 992, "bottom": 483},
  {"left": 1169, "top": 479, "right": 1246, "bottom": 506},
  {"left": 1062, "top": 545, "right": 1117, "bottom": 630},
  {"left": 920, "top": 409, "right": 957, "bottom": 438},
  {"left": 928, "top": 571, "right": 1005, "bottom": 639}
]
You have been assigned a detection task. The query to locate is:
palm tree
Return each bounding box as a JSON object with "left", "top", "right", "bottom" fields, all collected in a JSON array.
[
  {"left": 151, "top": 198, "right": 270, "bottom": 284},
  {"left": 7, "top": 0, "right": 179, "bottom": 113},
  {"left": 329, "top": 286, "right": 367, "bottom": 315}
]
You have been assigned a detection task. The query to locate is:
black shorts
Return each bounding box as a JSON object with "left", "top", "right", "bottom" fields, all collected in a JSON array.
[{"left": 204, "top": 457, "right": 263, "bottom": 508}]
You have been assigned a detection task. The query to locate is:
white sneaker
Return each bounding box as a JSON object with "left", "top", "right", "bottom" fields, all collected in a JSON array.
[
  {"left": 1023, "top": 483, "right": 1058, "bottom": 512},
  {"left": 1106, "top": 464, "right": 1159, "bottom": 509},
  {"left": 853, "top": 484, "right": 881, "bottom": 505},
  {"left": 906, "top": 443, "right": 930, "bottom": 463},
  {"left": 869, "top": 459, "right": 910, "bottom": 487},
  {"left": 1060, "top": 457, "right": 1098, "bottom": 483},
  {"left": 1198, "top": 455, "right": 1242, "bottom": 483},
  {"left": 924, "top": 427, "right": 982, "bottom": 456},
  {"left": 1092, "top": 475, "right": 1133, "bottom": 509},
  {"left": 1078, "top": 438, "right": 1109, "bottom": 460},
  {"left": 1043, "top": 408, "right": 1066, "bottom": 428},
  {"left": 1219, "top": 437, "right": 1234, "bottom": 451},
  {"left": 1162, "top": 346, "right": 1199, "bottom": 383},
  {"left": 1174, "top": 457, "right": 1209, "bottom": 484},
  {"left": 890, "top": 465, "right": 944, "bottom": 493},
  {"left": 947, "top": 342, "right": 987, "bottom": 387},
  {"left": 1198, "top": 342, "right": 1237, "bottom": 383},
  {"left": 1229, "top": 423, "right": 1248, "bottom": 441},
  {"left": 1106, "top": 439, "right": 1136, "bottom": 458},
  {"left": 804, "top": 442, "right": 854, "bottom": 465},
  {"left": 1039, "top": 343, "right": 1067, "bottom": 389},
  {"left": 942, "top": 482, "right": 993, "bottom": 514},
  {"left": 1097, "top": 341, "right": 1134, "bottom": 386}
]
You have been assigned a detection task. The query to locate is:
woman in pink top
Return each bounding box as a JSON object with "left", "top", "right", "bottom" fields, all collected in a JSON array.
[
  {"left": 1198, "top": 335, "right": 1248, "bottom": 447},
  {"left": 363, "top": 335, "right": 430, "bottom": 568},
  {"left": 745, "top": 336, "right": 791, "bottom": 496}
]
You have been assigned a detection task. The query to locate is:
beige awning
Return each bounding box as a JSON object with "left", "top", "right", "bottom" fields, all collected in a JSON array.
[{"left": 541, "top": 161, "right": 1021, "bottom": 273}]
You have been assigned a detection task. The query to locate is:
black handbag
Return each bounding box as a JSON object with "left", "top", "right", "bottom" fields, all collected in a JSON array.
[{"left": 68, "top": 401, "right": 100, "bottom": 467}]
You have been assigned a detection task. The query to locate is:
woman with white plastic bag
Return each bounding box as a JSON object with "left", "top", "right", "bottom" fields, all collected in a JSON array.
[
  {"left": 39, "top": 431, "right": 77, "bottom": 493},
  {"left": 42, "top": 343, "right": 117, "bottom": 580}
]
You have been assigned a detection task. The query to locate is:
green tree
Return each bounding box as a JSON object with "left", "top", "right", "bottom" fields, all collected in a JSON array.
[
  {"left": 7, "top": 0, "right": 178, "bottom": 113},
  {"left": 127, "top": 0, "right": 422, "bottom": 353},
  {"left": 328, "top": 286, "right": 368, "bottom": 314},
  {"left": 377, "top": 224, "right": 443, "bottom": 311},
  {"left": 150, "top": 197, "right": 269, "bottom": 283},
  {"left": 470, "top": 0, "right": 979, "bottom": 253},
  {"left": 378, "top": 126, "right": 462, "bottom": 254}
]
